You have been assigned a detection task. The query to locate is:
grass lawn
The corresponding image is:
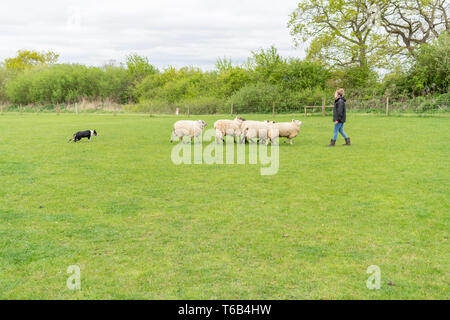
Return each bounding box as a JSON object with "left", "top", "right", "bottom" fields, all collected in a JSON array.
[{"left": 0, "top": 112, "right": 448, "bottom": 299}]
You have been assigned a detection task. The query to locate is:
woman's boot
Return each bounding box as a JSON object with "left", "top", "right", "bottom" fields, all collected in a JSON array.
[
  {"left": 343, "top": 138, "right": 351, "bottom": 146},
  {"left": 328, "top": 139, "right": 336, "bottom": 147}
]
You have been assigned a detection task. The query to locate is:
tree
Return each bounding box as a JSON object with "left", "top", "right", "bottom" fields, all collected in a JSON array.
[
  {"left": 411, "top": 31, "right": 450, "bottom": 93},
  {"left": 124, "top": 54, "right": 158, "bottom": 102},
  {"left": 250, "top": 46, "right": 285, "bottom": 69},
  {"left": 4, "top": 50, "right": 59, "bottom": 71},
  {"left": 0, "top": 67, "right": 11, "bottom": 102},
  {"left": 215, "top": 57, "right": 252, "bottom": 98},
  {"left": 378, "top": 0, "right": 449, "bottom": 56},
  {"left": 249, "top": 46, "right": 286, "bottom": 83},
  {"left": 381, "top": 31, "right": 449, "bottom": 94},
  {"left": 288, "top": 0, "right": 395, "bottom": 70},
  {"left": 125, "top": 53, "right": 157, "bottom": 82},
  {"left": 215, "top": 66, "right": 251, "bottom": 98},
  {"left": 215, "top": 57, "right": 233, "bottom": 72}
]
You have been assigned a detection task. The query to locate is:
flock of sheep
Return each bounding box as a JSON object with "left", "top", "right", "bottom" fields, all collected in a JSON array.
[{"left": 170, "top": 117, "right": 303, "bottom": 145}]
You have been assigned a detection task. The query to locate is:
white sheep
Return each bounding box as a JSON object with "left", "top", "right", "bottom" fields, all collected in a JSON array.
[
  {"left": 242, "top": 120, "right": 274, "bottom": 143},
  {"left": 267, "top": 119, "right": 302, "bottom": 145},
  {"left": 170, "top": 120, "right": 207, "bottom": 143},
  {"left": 214, "top": 117, "right": 246, "bottom": 143}
]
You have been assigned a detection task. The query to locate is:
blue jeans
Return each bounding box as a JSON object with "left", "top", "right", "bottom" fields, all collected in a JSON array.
[{"left": 333, "top": 122, "right": 348, "bottom": 140}]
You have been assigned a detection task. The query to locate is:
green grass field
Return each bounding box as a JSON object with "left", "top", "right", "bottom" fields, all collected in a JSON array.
[{"left": 0, "top": 112, "right": 448, "bottom": 299}]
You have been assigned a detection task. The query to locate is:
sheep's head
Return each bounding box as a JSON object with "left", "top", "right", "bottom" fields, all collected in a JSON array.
[
  {"left": 234, "top": 116, "right": 245, "bottom": 122},
  {"left": 198, "top": 120, "right": 207, "bottom": 128},
  {"left": 292, "top": 119, "right": 302, "bottom": 126}
]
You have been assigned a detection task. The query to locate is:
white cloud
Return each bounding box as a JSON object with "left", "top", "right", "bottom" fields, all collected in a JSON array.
[{"left": 0, "top": 0, "right": 305, "bottom": 70}]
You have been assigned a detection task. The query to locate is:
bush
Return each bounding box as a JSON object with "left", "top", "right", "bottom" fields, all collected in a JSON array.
[
  {"left": 135, "top": 67, "right": 219, "bottom": 104},
  {"left": 0, "top": 67, "right": 12, "bottom": 102},
  {"left": 279, "top": 87, "right": 331, "bottom": 112},
  {"left": 4, "top": 64, "right": 130, "bottom": 105},
  {"left": 124, "top": 96, "right": 226, "bottom": 115},
  {"left": 184, "top": 96, "right": 226, "bottom": 114},
  {"left": 416, "top": 93, "right": 450, "bottom": 112},
  {"left": 229, "top": 83, "right": 280, "bottom": 113},
  {"left": 413, "top": 32, "right": 450, "bottom": 94},
  {"left": 276, "top": 59, "right": 330, "bottom": 92},
  {"left": 382, "top": 32, "right": 450, "bottom": 96},
  {"left": 1, "top": 45, "right": 447, "bottom": 114}
]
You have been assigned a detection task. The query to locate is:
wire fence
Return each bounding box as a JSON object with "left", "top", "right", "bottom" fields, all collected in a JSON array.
[
  {"left": 295, "top": 95, "right": 449, "bottom": 116},
  {"left": 0, "top": 94, "right": 448, "bottom": 116}
]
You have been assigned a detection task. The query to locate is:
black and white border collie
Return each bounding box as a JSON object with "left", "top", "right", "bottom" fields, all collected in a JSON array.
[{"left": 68, "top": 130, "right": 98, "bottom": 143}]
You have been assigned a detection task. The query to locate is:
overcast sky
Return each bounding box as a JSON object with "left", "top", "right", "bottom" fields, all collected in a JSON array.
[{"left": 0, "top": 0, "right": 305, "bottom": 70}]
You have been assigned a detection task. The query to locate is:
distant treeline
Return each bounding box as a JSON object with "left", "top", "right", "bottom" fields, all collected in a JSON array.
[{"left": 0, "top": 32, "right": 448, "bottom": 114}]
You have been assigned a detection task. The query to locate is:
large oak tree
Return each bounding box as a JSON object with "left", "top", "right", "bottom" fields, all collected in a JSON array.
[
  {"left": 378, "top": 0, "right": 449, "bottom": 56},
  {"left": 288, "top": 0, "right": 449, "bottom": 69},
  {"left": 288, "top": 0, "right": 394, "bottom": 69}
]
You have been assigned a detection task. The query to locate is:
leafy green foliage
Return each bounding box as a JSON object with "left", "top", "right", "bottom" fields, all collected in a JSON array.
[
  {"left": 136, "top": 67, "right": 219, "bottom": 103},
  {"left": 229, "top": 83, "right": 280, "bottom": 113},
  {"left": 125, "top": 53, "right": 158, "bottom": 81},
  {"left": 288, "top": 0, "right": 395, "bottom": 70},
  {"left": 0, "top": 40, "right": 446, "bottom": 112},
  {"left": 124, "top": 54, "right": 158, "bottom": 102},
  {"left": 133, "top": 47, "right": 332, "bottom": 114},
  {"left": 4, "top": 50, "right": 59, "bottom": 71},
  {"left": 412, "top": 31, "right": 450, "bottom": 93},
  {"left": 215, "top": 66, "right": 251, "bottom": 98},
  {"left": 335, "top": 66, "right": 380, "bottom": 93},
  {"left": 4, "top": 64, "right": 130, "bottom": 104},
  {"left": 0, "top": 67, "right": 13, "bottom": 102},
  {"left": 382, "top": 32, "right": 450, "bottom": 95}
]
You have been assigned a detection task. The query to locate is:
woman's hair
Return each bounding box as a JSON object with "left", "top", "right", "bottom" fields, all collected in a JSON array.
[{"left": 336, "top": 88, "right": 344, "bottom": 97}]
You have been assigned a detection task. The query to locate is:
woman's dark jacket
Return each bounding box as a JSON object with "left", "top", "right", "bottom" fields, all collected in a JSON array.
[{"left": 333, "top": 97, "right": 346, "bottom": 123}]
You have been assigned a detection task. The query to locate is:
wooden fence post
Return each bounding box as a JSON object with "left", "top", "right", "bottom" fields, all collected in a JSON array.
[
  {"left": 386, "top": 96, "right": 389, "bottom": 116},
  {"left": 187, "top": 105, "right": 190, "bottom": 117},
  {"left": 272, "top": 101, "right": 275, "bottom": 118},
  {"left": 304, "top": 106, "right": 307, "bottom": 116},
  {"left": 322, "top": 97, "right": 325, "bottom": 116},
  {"left": 56, "top": 104, "right": 60, "bottom": 116}
]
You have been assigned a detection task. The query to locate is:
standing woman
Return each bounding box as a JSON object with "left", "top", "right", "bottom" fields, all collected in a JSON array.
[{"left": 328, "top": 88, "right": 351, "bottom": 147}]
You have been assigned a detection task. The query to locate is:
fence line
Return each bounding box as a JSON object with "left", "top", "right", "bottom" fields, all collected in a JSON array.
[{"left": 0, "top": 95, "right": 448, "bottom": 115}]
